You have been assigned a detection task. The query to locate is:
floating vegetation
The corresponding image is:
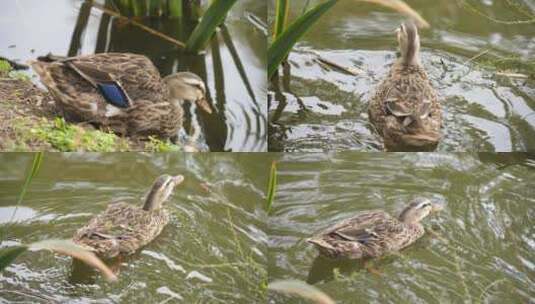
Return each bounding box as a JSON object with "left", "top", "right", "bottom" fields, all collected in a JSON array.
[{"left": 268, "top": 280, "right": 335, "bottom": 304}]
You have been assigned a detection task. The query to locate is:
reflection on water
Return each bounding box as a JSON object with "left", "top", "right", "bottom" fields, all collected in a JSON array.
[
  {"left": 0, "top": 0, "right": 267, "bottom": 151},
  {"left": 0, "top": 153, "right": 268, "bottom": 303},
  {"left": 269, "top": 0, "right": 535, "bottom": 152},
  {"left": 268, "top": 153, "right": 535, "bottom": 303}
]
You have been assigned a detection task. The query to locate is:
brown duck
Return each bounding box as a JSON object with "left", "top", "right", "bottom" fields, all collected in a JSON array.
[
  {"left": 307, "top": 198, "right": 443, "bottom": 259},
  {"left": 368, "top": 21, "right": 442, "bottom": 151},
  {"left": 31, "top": 53, "right": 212, "bottom": 141},
  {"left": 73, "top": 175, "right": 184, "bottom": 259}
]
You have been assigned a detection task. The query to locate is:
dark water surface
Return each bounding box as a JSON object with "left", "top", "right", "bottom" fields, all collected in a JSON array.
[
  {"left": 1, "top": 0, "right": 267, "bottom": 151},
  {"left": 268, "top": 152, "right": 535, "bottom": 303},
  {"left": 269, "top": 0, "right": 535, "bottom": 152},
  {"left": 0, "top": 153, "right": 268, "bottom": 303}
]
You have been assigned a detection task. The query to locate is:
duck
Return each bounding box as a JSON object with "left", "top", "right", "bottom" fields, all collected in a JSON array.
[
  {"left": 368, "top": 21, "right": 442, "bottom": 151},
  {"left": 307, "top": 198, "right": 443, "bottom": 259},
  {"left": 73, "top": 174, "right": 184, "bottom": 259},
  {"left": 31, "top": 53, "right": 212, "bottom": 141}
]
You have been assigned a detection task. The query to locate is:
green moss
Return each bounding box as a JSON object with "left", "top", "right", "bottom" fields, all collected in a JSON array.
[
  {"left": 28, "top": 117, "right": 131, "bottom": 152},
  {"left": 146, "top": 136, "right": 182, "bottom": 152},
  {"left": 8, "top": 71, "right": 31, "bottom": 82},
  {"left": 0, "top": 60, "right": 11, "bottom": 74}
]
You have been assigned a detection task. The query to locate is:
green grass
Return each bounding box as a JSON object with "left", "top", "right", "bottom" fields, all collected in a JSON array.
[
  {"left": 146, "top": 136, "right": 182, "bottom": 152},
  {"left": 0, "top": 60, "right": 11, "bottom": 74},
  {"left": 31, "top": 117, "right": 130, "bottom": 152}
]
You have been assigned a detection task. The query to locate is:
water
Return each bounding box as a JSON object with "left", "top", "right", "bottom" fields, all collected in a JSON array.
[
  {"left": 0, "top": 153, "right": 268, "bottom": 303},
  {"left": 0, "top": 0, "right": 267, "bottom": 152},
  {"left": 267, "top": 152, "right": 535, "bottom": 303},
  {"left": 268, "top": 0, "right": 535, "bottom": 152}
]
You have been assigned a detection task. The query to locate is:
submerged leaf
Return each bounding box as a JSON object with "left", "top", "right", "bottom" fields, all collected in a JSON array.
[
  {"left": 268, "top": 280, "right": 336, "bottom": 304},
  {"left": 0, "top": 246, "right": 28, "bottom": 271},
  {"left": 29, "top": 239, "right": 117, "bottom": 282}
]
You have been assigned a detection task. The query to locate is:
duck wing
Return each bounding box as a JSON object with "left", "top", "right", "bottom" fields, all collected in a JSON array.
[
  {"left": 31, "top": 53, "right": 168, "bottom": 125},
  {"left": 73, "top": 201, "right": 169, "bottom": 258}
]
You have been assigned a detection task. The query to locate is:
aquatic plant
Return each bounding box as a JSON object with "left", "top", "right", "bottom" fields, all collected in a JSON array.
[
  {"left": 266, "top": 161, "right": 278, "bottom": 214},
  {"left": 268, "top": 0, "right": 429, "bottom": 78},
  {"left": 0, "top": 240, "right": 117, "bottom": 282},
  {"left": 268, "top": 280, "right": 335, "bottom": 304}
]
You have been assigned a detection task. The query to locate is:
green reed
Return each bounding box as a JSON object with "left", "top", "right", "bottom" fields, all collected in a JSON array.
[
  {"left": 266, "top": 161, "right": 278, "bottom": 214},
  {"left": 268, "top": 0, "right": 429, "bottom": 79}
]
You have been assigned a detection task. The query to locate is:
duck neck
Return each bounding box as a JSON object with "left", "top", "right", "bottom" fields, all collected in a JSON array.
[
  {"left": 402, "top": 26, "right": 420, "bottom": 67},
  {"left": 143, "top": 189, "right": 161, "bottom": 211}
]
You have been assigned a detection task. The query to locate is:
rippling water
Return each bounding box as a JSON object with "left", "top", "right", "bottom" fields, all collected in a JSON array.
[
  {"left": 267, "top": 152, "right": 535, "bottom": 303},
  {"left": 1, "top": 0, "right": 267, "bottom": 151},
  {"left": 269, "top": 0, "right": 535, "bottom": 152},
  {"left": 0, "top": 153, "right": 267, "bottom": 303}
]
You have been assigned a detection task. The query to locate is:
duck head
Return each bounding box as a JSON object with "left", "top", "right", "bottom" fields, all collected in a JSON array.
[
  {"left": 398, "top": 198, "right": 443, "bottom": 224},
  {"left": 396, "top": 21, "right": 421, "bottom": 66},
  {"left": 164, "top": 72, "right": 212, "bottom": 114},
  {"left": 143, "top": 174, "right": 184, "bottom": 211}
]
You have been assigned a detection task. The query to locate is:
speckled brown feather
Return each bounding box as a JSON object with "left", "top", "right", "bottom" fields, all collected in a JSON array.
[
  {"left": 368, "top": 56, "right": 442, "bottom": 151},
  {"left": 31, "top": 53, "right": 182, "bottom": 139},
  {"left": 307, "top": 210, "right": 425, "bottom": 259},
  {"left": 73, "top": 201, "right": 169, "bottom": 259}
]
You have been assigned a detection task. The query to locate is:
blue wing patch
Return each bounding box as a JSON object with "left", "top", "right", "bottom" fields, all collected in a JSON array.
[{"left": 97, "top": 82, "right": 130, "bottom": 108}]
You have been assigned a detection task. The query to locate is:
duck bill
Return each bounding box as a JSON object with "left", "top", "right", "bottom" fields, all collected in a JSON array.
[
  {"left": 172, "top": 175, "right": 185, "bottom": 186},
  {"left": 431, "top": 202, "right": 444, "bottom": 213},
  {"left": 196, "top": 98, "right": 213, "bottom": 114}
]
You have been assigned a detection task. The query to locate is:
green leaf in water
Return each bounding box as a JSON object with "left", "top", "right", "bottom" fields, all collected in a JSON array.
[
  {"left": 0, "top": 246, "right": 28, "bottom": 271},
  {"left": 266, "top": 161, "right": 278, "bottom": 214},
  {"left": 185, "top": 0, "right": 238, "bottom": 53},
  {"left": 273, "top": 0, "right": 290, "bottom": 39},
  {"left": 29, "top": 240, "right": 117, "bottom": 282},
  {"left": 268, "top": 0, "right": 338, "bottom": 79}
]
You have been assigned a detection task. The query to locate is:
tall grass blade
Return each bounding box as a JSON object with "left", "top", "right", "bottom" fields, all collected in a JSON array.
[
  {"left": 0, "top": 246, "right": 27, "bottom": 271},
  {"left": 149, "top": 0, "right": 163, "bottom": 17},
  {"left": 29, "top": 240, "right": 117, "bottom": 282},
  {"left": 268, "top": 280, "right": 335, "bottom": 304},
  {"left": 185, "top": 0, "right": 238, "bottom": 52},
  {"left": 268, "top": 0, "right": 338, "bottom": 79},
  {"left": 266, "top": 161, "right": 277, "bottom": 213},
  {"left": 167, "top": 0, "right": 182, "bottom": 17},
  {"left": 273, "top": 0, "right": 290, "bottom": 39},
  {"left": 1, "top": 153, "right": 44, "bottom": 241}
]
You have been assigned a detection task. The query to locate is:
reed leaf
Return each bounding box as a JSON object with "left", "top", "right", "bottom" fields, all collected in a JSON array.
[
  {"left": 266, "top": 161, "right": 278, "bottom": 214},
  {"left": 268, "top": 0, "right": 338, "bottom": 79},
  {"left": 273, "top": 0, "right": 290, "bottom": 39},
  {"left": 185, "top": 0, "right": 238, "bottom": 53},
  {"left": 167, "top": 0, "right": 182, "bottom": 17},
  {"left": 0, "top": 246, "right": 27, "bottom": 271},
  {"left": 1, "top": 153, "right": 43, "bottom": 241},
  {"left": 268, "top": 280, "right": 335, "bottom": 304},
  {"left": 267, "top": 0, "right": 430, "bottom": 79},
  {"left": 29, "top": 240, "right": 117, "bottom": 282}
]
